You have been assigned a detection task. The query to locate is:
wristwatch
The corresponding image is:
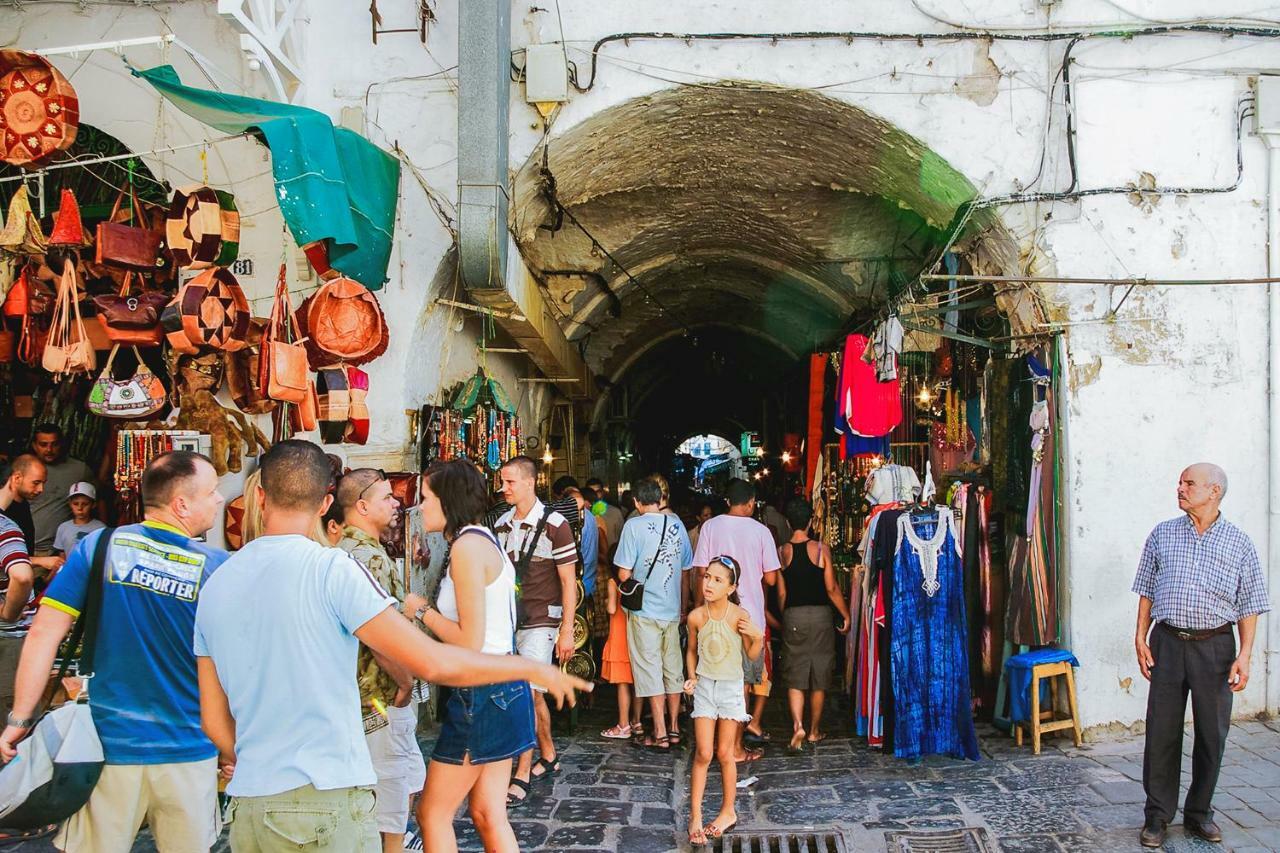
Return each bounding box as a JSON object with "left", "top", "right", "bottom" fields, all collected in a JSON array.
[
  {"left": 6, "top": 712, "right": 36, "bottom": 730},
  {"left": 414, "top": 603, "right": 432, "bottom": 622}
]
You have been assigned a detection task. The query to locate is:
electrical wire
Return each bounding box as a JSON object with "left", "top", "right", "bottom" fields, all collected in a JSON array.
[{"left": 909, "top": 0, "right": 1280, "bottom": 32}]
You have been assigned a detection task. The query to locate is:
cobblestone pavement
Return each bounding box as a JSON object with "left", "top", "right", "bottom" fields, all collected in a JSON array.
[{"left": 5, "top": 708, "right": 1278, "bottom": 852}]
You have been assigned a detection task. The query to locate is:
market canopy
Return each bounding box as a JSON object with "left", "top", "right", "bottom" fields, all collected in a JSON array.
[{"left": 134, "top": 64, "right": 399, "bottom": 290}]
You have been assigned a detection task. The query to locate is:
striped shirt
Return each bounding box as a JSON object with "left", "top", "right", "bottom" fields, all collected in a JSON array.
[
  {"left": 1133, "top": 514, "right": 1271, "bottom": 631},
  {"left": 0, "top": 512, "right": 31, "bottom": 595},
  {"left": 493, "top": 500, "right": 577, "bottom": 629}
]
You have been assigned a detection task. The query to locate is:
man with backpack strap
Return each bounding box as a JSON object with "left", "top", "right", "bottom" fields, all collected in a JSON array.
[{"left": 0, "top": 451, "right": 229, "bottom": 852}]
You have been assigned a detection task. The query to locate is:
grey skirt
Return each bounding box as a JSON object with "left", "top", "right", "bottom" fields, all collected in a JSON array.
[{"left": 781, "top": 605, "right": 836, "bottom": 691}]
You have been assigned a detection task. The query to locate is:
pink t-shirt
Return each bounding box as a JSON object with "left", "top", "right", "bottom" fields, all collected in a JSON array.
[{"left": 692, "top": 513, "right": 782, "bottom": 631}]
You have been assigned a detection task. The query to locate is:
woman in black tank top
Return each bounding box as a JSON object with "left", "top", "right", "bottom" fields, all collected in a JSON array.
[{"left": 777, "top": 497, "right": 852, "bottom": 753}]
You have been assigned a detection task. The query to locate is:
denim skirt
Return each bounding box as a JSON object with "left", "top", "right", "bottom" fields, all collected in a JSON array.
[{"left": 431, "top": 680, "right": 536, "bottom": 765}]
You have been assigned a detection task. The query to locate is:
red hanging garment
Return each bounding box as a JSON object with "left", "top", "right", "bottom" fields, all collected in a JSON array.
[
  {"left": 805, "top": 353, "right": 826, "bottom": 495},
  {"left": 841, "top": 334, "right": 902, "bottom": 438}
]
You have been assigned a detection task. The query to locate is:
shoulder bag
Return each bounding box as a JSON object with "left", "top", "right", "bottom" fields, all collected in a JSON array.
[
  {"left": 87, "top": 346, "right": 167, "bottom": 419},
  {"left": 92, "top": 272, "right": 167, "bottom": 347},
  {"left": 95, "top": 185, "right": 161, "bottom": 272},
  {"left": 0, "top": 529, "right": 112, "bottom": 829},
  {"left": 41, "top": 258, "right": 95, "bottom": 377},
  {"left": 257, "top": 265, "right": 308, "bottom": 405},
  {"left": 619, "top": 516, "right": 668, "bottom": 612}
]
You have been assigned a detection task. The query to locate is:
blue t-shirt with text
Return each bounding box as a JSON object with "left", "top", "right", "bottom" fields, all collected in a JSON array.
[{"left": 43, "top": 522, "right": 227, "bottom": 764}]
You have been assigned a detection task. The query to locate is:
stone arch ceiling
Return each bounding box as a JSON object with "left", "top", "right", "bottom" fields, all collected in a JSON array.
[{"left": 511, "top": 81, "right": 990, "bottom": 379}]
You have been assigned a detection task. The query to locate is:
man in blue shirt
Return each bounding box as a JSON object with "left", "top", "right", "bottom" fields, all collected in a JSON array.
[
  {"left": 1132, "top": 463, "right": 1271, "bottom": 847},
  {"left": 616, "top": 477, "right": 693, "bottom": 750},
  {"left": 0, "top": 451, "right": 228, "bottom": 852}
]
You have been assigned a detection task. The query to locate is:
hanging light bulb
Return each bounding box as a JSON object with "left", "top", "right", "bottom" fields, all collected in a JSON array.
[
  {"left": 542, "top": 447, "right": 554, "bottom": 465},
  {"left": 780, "top": 451, "right": 792, "bottom": 465},
  {"left": 918, "top": 384, "right": 933, "bottom": 405}
]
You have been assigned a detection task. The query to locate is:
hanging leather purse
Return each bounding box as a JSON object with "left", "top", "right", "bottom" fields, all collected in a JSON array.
[
  {"left": 95, "top": 184, "right": 162, "bottom": 271},
  {"left": 289, "top": 379, "right": 319, "bottom": 433},
  {"left": 306, "top": 275, "right": 385, "bottom": 363},
  {"left": 257, "top": 265, "right": 308, "bottom": 404},
  {"left": 87, "top": 345, "right": 167, "bottom": 419},
  {"left": 3, "top": 264, "right": 30, "bottom": 318},
  {"left": 42, "top": 258, "right": 96, "bottom": 377},
  {"left": 345, "top": 366, "right": 370, "bottom": 445},
  {"left": 316, "top": 367, "right": 350, "bottom": 444},
  {"left": 92, "top": 271, "right": 167, "bottom": 346},
  {"left": 225, "top": 317, "right": 277, "bottom": 415}
]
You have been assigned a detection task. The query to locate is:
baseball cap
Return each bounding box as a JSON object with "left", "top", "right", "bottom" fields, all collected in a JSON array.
[{"left": 67, "top": 482, "right": 96, "bottom": 501}]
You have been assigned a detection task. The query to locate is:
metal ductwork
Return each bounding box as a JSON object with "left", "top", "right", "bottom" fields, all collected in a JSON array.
[{"left": 457, "top": 0, "right": 510, "bottom": 291}]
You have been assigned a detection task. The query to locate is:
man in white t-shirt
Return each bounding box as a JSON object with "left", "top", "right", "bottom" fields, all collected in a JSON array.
[
  {"left": 692, "top": 478, "right": 781, "bottom": 761},
  {"left": 195, "top": 441, "right": 589, "bottom": 851}
]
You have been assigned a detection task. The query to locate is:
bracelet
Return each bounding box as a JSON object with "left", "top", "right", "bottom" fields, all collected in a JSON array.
[
  {"left": 415, "top": 604, "right": 431, "bottom": 622},
  {"left": 6, "top": 712, "right": 36, "bottom": 730}
]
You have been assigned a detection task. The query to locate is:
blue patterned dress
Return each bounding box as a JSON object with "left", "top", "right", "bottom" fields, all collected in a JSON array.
[{"left": 890, "top": 508, "right": 980, "bottom": 761}]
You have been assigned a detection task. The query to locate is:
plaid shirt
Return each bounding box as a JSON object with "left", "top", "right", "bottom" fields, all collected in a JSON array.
[{"left": 1133, "top": 514, "right": 1271, "bottom": 630}]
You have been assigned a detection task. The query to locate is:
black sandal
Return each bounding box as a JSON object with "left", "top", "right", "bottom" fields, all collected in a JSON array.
[
  {"left": 530, "top": 755, "right": 561, "bottom": 781},
  {"left": 506, "top": 777, "right": 531, "bottom": 807}
]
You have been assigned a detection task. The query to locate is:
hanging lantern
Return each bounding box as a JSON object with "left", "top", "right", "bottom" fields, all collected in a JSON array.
[{"left": 0, "top": 50, "right": 79, "bottom": 168}]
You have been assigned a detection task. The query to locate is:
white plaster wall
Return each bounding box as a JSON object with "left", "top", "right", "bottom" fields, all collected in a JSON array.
[{"left": 8, "top": 0, "right": 1280, "bottom": 726}]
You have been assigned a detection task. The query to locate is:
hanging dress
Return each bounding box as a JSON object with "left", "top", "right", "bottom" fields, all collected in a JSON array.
[
  {"left": 890, "top": 507, "right": 980, "bottom": 761},
  {"left": 835, "top": 333, "right": 902, "bottom": 442}
]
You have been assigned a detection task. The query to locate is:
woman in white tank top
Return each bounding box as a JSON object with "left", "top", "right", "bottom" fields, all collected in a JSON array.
[{"left": 403, "top": 461, "right": 534, "bottom": 853}]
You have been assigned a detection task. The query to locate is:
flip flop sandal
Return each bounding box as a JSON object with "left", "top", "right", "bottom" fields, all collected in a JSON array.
[
  {"left": 688, "top": 825, "right": 708, "bottom": 847},
  {"left": 530, "top": 755, "right": 561, "bottom": 780},
  {"left": 668, "top": 730, "right": 683, "bottom": 748},
  {"left": 704, "top": 819, "right": 737, "bottom": 839},
  {"left": 743, "top": 729, "right": 770, "bottom": 744},
  {"left": 505, "top": 777, "right": 531, "bottom": 807},
  {"left": 601, "top": 724, "right": 632, "bottom": 739},
  {"left": 737, "top": 747, "right": 764, "bottom": 763},
  {"left": 639, "top": 734, "right": 671, "bottom": 751}
]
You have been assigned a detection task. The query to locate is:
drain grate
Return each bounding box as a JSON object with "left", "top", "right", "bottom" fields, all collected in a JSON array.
[
  {"left": 885, "top": 828, "right": 996, "bottom": 853},
  {"left": 714, "top": 831, "right": 848, "bottom": 853}
]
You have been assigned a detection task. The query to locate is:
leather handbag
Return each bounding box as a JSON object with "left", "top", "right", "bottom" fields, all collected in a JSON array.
[
  {"left": 92, "top": 272, "right": 167, "bottom": 346},
  {"left": 0, "top": 185, "right": 47, "bottom": 256},
  {"left": 225, "top": 317, "right": 276, "bottom": 415},
  {"left": 289, "top": 379, "right": 319, "bottom": 433},
  {"left": 3, "top": 265, "right": 30, "bottom": 318},
  {"left": 258, "top": 265, "right": 308, "bottom": 404},
  {"left": 95, "top": 185, "right": 162, "bottom": 271},
  {"left": 42, "top": 258, "right": 96, "bottom": 377},
  {"left": 297, "top": 289, "right": 389, "bottom": 370},
  {"left": 316, "top": 367, "right": 350, "bottom": 444},
  {"left": 87, "top": 346, "right": 167, "bottom": 419},
  {"left": 619, "top": 517, "right": 668, "bottom": 612}
]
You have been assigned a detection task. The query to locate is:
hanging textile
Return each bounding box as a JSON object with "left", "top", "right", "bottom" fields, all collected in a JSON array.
[
  {"left": 890, "top": 507, "right": 980, "bottom": 761},
  {"left": 805, "top": 353, "right": 826, "bottom": 495},
  {"left": 835, "top": 333, "right": 901, "bottom": 440},
  {"left": 1008, "top": 352, "right": 1060, "bottom": 645},
  {"left": 133, "top": 65, "right": 399, "bottom": 290}
]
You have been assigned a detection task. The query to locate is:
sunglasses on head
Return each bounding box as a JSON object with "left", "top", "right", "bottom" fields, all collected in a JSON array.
[
  {"left": 357, "top": 469, "right": 388, "bottom": 502},
  {"left": 711, "top": 554, "right": 741, "bottom": 582}
]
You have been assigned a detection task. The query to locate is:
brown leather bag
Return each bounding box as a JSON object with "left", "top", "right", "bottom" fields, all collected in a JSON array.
[
  {"left": 306, "top": 275, "right": 384, "bottom": 363},
  {"left": 3, "top": 265, "right": 30, "bottom": 318},
  {"left": 258, "top": 266, "right": 308, "bottom": 405},
  {"left": 95, "top": 185, "right": 162, "bottom": 271},
  {"left": 92, "top": 272, "right": 167, "bottom": 346},
  {"left": 225, "top": 318, "right": 277, "bottom": 415},
  {"left": 289, "top": 379, "right": 319, "bottom": 432}
]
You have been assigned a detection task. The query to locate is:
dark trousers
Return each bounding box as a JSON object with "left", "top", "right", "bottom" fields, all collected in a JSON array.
[{"left": 1142, "top": 625, "right": 1235, "bottom": 824}]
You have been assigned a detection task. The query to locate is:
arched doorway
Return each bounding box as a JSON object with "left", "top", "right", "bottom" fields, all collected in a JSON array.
[{"left": 511, "top": 81, "right": 1031, "bottom": 485}]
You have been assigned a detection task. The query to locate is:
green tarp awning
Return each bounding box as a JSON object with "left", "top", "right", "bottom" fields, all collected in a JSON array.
[{"left": 134, "top": 64, "right": 399, "bottom": 290}]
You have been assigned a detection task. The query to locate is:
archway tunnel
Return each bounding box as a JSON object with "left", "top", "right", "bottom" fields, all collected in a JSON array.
[{"left": 511, "top": 82, "right": 1025, "bottom": 487}]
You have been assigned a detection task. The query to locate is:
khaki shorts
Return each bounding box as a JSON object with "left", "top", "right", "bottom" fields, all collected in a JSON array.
[
  {"left": 228, "top": 784, "right": 378, "bottom": 852},
  {"left": 367, "top": 701, "right": 426, "bottom": 834},
  {"left": 516, "top": 626, "right": 558, "bottom": 693},
  {"left": 743, "top": 629, "right": 772, "bottom": 697},
  {"left": 56, "top": 757, "right": 221, "bottom": 853},
  {"left": 626, "top": 613, "right": 683, "bottom": 698}
]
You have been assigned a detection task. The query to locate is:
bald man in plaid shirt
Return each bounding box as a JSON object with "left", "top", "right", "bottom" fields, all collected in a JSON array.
[{"left": 1132, "top": 463, "right": 1271, "bottom": 848}]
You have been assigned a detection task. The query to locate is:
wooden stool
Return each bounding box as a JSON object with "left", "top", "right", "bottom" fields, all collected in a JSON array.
[{"left": 1012, "top": 659, "right": 1082, "bottom": 754}]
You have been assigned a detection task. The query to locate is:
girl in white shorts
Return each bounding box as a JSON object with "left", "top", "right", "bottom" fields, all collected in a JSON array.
[{"left": 682, "top": 556, "right": 764, "bottom": 847}]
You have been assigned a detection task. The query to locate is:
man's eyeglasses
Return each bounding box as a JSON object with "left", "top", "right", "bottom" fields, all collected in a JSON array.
[{"left": 357, "top": 469, "right": 388, "bottom": 502}]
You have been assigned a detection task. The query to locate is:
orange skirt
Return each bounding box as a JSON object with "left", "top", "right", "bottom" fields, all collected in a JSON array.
[{"left": 600, "top": 606, "right": 632, "bottom": 684}]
